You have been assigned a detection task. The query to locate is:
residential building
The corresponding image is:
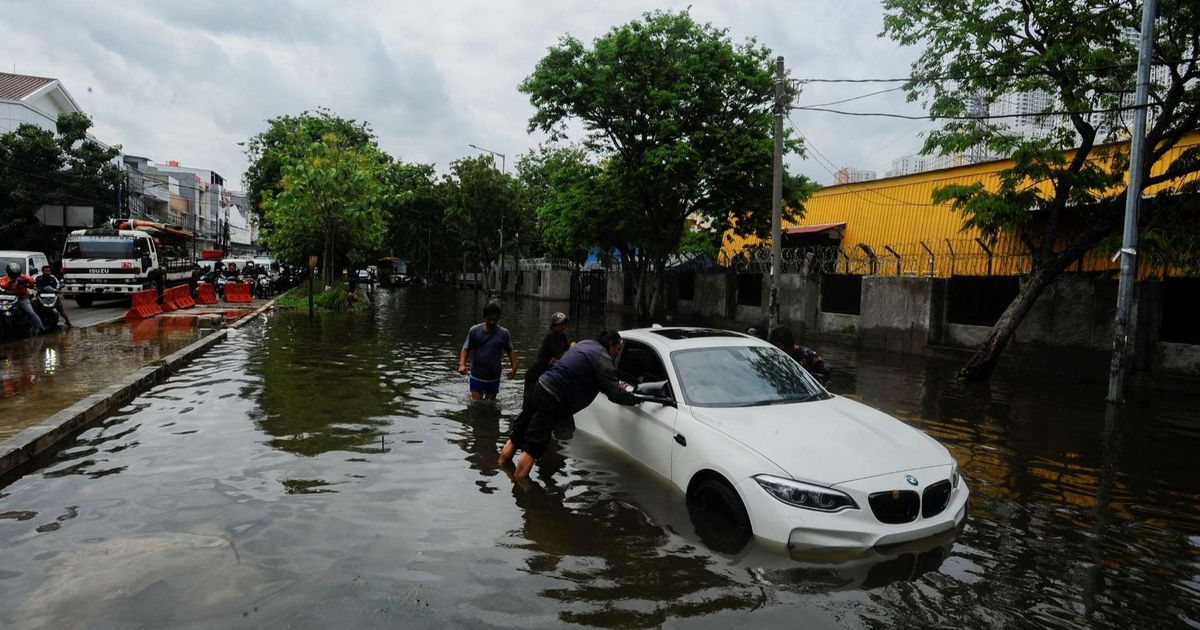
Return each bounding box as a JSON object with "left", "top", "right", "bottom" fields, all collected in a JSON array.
[
  {"left": 833, "top": 167, "right": 877, "bottom": 184},
  {"left": 0, "top": 71, "right": 82, "bottom": 133}
]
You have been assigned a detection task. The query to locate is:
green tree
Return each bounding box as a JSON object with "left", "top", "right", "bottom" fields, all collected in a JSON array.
[
  {"left": 516, "top": 145, "right": 618, "bottom": 265},
  {"left": 883, "top": 0, "right": 1200, "bottom": 381},
  {"left": 259, "top": 132, "right": 394, "bottom": 285},
  {"left": 441, "top": 155, "right": 519, "bottom": 290},
  {"left": 0, "top": 112, "right": 121, "bottom": 255},
  {"left": 242, "top": 109, "right": 375, "bottom": 224},
  {"left": 382, "top": 161, "right": 455, "bottom": 275},
  {"left": 521, "top": 10, "right": 803, "bottom": 320}
]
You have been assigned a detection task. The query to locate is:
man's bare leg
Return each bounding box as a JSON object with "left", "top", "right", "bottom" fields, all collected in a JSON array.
[
  {"left": 498, "top": 439, "right": 516, "bottom": 466},
  {"left": 513, "top": 451, "right": 535, "bottom": 481},
  {"left": 470, "top": 390, "right": 483, "bottom": 401}
]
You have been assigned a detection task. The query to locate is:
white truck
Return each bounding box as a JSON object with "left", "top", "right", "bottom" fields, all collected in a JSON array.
[{"left": 61, "top": 219, "right": 200, "bottom": 308}]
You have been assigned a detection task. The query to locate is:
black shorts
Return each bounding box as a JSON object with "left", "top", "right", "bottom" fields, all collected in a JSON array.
[{"left": 508, "top": 384, "right": 568, "bottom": 459}]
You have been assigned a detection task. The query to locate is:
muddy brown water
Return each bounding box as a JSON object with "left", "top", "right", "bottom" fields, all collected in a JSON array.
[{"left": 0, "top": 289, "right": 1197, "bottom": 628}]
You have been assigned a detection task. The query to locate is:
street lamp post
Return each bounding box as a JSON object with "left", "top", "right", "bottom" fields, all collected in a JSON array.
[{"left": 469, "top": 143, "right": 507, "bottom": 296}]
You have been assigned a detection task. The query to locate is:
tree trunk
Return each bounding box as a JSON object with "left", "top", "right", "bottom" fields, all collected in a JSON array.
[
  {"left": 958, "top": 262, "right": 1060, "bottom": 382},
  {"left": 632, "top": 259, "right": 666, "bottom": 323}
]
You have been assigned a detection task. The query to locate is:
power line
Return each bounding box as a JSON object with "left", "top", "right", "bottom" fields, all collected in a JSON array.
[
  {"left": 787, "top": 113, "right": 942, "bottom": 208},
  {"left": 793, "top": 86, "right": 906, "bottom": 109},
  {"left": 790, "top": 100, "right": 1184, "bottom": 121},
  {"left": 793, "top": 57, "right": 1200, "bottom": 84}
]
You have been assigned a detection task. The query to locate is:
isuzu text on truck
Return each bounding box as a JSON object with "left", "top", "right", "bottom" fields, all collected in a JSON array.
[{"left": 61, "top": 219, "right": 200, "bottom": 308}]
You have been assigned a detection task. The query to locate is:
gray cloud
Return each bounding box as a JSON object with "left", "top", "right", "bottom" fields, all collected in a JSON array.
[{"left": 2, "top": 0, "right": 929, "bottom": 187}]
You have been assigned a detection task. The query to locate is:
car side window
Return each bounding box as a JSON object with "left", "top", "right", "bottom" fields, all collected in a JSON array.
[{"left": 616, "top": 340, "right": 669, "bottom": 384}]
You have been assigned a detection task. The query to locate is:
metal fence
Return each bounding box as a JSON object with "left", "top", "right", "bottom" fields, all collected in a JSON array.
[{"left": 718, "top": 238, "right": 1169, "bottom": 279}]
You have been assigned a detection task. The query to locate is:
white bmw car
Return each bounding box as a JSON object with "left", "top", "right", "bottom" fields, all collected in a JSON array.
[{"left": 574, "top": 327, "right": 968, "bottom": 551}]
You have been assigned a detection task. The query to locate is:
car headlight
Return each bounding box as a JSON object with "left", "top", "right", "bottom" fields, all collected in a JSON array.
[
  {"left": 951, "top": 460, "right": 960, "bottom": 489},
  {"left": 753, "top": 475, "right": 859, "bottom": 512}
]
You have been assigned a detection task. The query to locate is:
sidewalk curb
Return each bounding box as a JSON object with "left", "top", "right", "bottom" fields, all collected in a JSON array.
[{"left": 0, "top": 300, "right": 275, "bottom": 481}]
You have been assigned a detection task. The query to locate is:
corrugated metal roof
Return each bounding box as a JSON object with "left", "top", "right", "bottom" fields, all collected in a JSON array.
[
  {"left": 0, "top": 72, "right": 55, "bottom": 100},
  {"left": 785, "top": 222, "right": 846, "bottom": 235}
]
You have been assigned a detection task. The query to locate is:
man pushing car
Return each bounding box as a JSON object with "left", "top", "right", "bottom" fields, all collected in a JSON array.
[{"left": 499, "top": 330, "right": 642, "bottom": 481}]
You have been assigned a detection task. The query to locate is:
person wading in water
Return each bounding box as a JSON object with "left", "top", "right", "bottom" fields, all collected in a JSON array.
[
  {"left": 458, "top": 302, "right": 518, "bottom": 400},
  {"left": 499, "top": 330, "right": 640, "bottom": 481}
]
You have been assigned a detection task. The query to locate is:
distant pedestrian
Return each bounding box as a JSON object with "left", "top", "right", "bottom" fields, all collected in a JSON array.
[
  {"left": 768, "top": 325, "right": 831, "bottom": 385},
  {"left": 500, "top": 330, "right": 640, "bottom": 481},
  {"left": 458, "top": 302, "right": 518, "bottom": 400}
]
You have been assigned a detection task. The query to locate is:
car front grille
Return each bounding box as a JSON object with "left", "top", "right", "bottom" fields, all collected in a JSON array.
[
  {"left": 922, "top": 480, "right": 952, "bottom": 519},
  {"left": 868, "top": 490, "right": 920, "bottom": 524}
]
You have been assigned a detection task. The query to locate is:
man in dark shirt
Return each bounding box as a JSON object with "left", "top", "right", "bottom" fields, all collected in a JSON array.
[
  {"left": 523, "top": 312, "right": 572, "bottom": 402},
  {"left": 500, "top": 330, "right": 640, "bottom": 481},
  {"left": 35, "top": 265, "right": 72, "bottom": 328}
]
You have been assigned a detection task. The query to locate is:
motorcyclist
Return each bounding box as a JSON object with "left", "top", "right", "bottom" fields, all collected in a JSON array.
[
  {"left": 1, "top": 262, "right": 46, "bottom": 335},
  {"left": 767, "top": 325, "right": 831, "bottom": 385},
  {"left": 35, "top": 265, "right": 72, "bottom": 328}
]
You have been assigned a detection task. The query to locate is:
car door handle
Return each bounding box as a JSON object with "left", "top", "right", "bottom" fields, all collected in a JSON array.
[{"left": 674, "top": 433, "right": 687, "bottom": 447}]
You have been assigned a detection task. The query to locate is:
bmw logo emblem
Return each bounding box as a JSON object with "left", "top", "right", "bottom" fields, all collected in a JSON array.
[{"left": 906, "top": 475, "right": 919, "bottom": 486}]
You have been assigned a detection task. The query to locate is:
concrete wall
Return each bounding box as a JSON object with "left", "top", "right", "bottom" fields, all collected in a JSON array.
[
  {"left": 517, "top": 269, "right": 571, "bottom": 300},
  {"left": 777, "top": 274, "right": 820, "bottom": 332},
  {"left": 674, "top": 272, "right": 733, "bottom": 320},
  {"left": 817, "top": 311, "right": 859, "bottom": 334},
  {"left": 1012, "top": 276, "right": 1117, "bottom": 351},
  {"left": 857, "top": 276, "right": 944, "bottom": 353}
]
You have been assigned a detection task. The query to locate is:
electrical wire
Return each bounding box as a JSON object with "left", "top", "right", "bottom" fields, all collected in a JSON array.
[
  {"left": 793, "top": 57, "right": 1200, "bottom": 84},
  {"left": 787, "top": 113, "right": 943, "bottom": 208},
  {"left": 790, "top": 100, "right": 1177, "bottom": 121}
]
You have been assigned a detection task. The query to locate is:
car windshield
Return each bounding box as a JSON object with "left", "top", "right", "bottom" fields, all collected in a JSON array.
[
  {"left": 671, "top": 345, "right": 827, "bottom": 407},
  {"left": 65, "top": 237, "right": 136, "bottom": 259}
]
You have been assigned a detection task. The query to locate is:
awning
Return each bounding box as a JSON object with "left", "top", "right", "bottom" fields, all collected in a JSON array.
[{"left": 785, "top": 222, "right": 846, "bottom": 235}]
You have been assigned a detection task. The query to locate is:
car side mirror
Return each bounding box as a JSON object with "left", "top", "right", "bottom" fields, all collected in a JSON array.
[{"left": 635, "top": 380, "right": 668, "bottom": 397}]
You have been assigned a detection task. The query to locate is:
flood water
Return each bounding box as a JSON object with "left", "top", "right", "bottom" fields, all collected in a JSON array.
[
  {"left": 0, "top": 289, "right": 1197, "bottom": 628},
  {"left": 0, "top": 315, "right": 215, "bottom": 440}
]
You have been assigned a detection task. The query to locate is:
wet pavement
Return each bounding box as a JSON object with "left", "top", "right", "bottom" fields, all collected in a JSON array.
[
  {"left": 0, "top": 288, "right": 1197, "bottom": 628},
  {"left": 0, "top": 303, "right": 264, "bottom": 440}
]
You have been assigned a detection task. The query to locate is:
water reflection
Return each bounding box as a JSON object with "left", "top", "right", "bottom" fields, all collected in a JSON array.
[
  {"left": 0, "top": 289, "right": 1196, "bottom": 629},
  {"left": 246, "top": 314, "right": 395, "bottom": 456}
]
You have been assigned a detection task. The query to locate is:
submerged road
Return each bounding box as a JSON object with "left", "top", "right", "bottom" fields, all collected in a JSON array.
[{"left": 0, "top": 288, "right": 1197, "bottom": 628}]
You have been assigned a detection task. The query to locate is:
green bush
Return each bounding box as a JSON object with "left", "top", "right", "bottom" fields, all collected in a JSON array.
[{"left": 275, "top": 286, "right": 368, "bottom": 312}]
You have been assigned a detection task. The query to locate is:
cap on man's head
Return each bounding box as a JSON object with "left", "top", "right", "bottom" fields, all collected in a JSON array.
[{"left": 550, "top": 312, "right": 569, "bottom": 325}]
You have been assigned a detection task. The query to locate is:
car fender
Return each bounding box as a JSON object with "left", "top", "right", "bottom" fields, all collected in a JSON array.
[{"left": 671, "top": 409, "right": 789, "bottom": 532}]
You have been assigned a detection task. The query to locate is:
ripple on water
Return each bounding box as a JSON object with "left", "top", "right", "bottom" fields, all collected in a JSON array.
[{"left": 0, "top": 289, "right": 1198, "bottom": 629}]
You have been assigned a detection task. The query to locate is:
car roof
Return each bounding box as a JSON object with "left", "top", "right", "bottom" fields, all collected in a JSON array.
[
  {"left": 0, "top": 250, "right": 46, "bottom": 257},
  {"left": 620, "top": 327, "right": 772, "bottom": 351}
]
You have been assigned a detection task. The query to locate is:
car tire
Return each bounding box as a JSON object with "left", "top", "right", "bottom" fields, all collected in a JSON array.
[
  {"left": 74, "top": 296, "right": 93, "bottom": 308},
  {"left": 688, "top": 476, "right": 752, "bottom": 533}
]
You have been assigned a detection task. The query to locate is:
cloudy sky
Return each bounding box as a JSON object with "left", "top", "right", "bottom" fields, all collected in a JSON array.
[{"left": 2, "top": 0, "right": 930, "bottom": 189}]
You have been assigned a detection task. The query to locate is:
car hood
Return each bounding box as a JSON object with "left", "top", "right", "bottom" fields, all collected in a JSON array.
[{"left": 689, "top": 396, "right": 950, "bottom": 485}]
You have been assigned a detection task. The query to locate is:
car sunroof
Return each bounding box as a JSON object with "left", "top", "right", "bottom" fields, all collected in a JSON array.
[{"left": 648, "top": 328, "right": 746, "bottom": 340}]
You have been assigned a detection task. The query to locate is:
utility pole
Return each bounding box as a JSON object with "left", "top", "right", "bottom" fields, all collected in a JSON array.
[
  {"left": 1107, "top": 0, "right": 1157, "bottom": 403},
  {"left": 468, "top": 143, "right": 506, "bottom": 296},
  {"left": 768, "top": 56, "right": 785, "bottom": 333}
]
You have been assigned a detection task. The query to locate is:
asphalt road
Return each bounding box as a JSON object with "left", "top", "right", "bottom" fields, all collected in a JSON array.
[{"left": 67, "top": 301, "right": 128, "bottom": 328}]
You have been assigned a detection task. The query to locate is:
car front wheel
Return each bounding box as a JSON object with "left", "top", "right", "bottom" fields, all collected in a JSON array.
[{"left": 687, "top": 475, "right": 752, "bottom": 552}]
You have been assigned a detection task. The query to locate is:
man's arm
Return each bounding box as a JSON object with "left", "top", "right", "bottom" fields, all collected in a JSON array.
[
  {"left": 507, "top": 349, "right": 518, "bottom": 379},
  {"left": 458, "top": 347, "right": 470, "bottom": 375},
  {"left": 596, "top": 355, "right": 639, "bottom": 406}
]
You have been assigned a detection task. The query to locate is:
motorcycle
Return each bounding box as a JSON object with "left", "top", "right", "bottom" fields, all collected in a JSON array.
[
  {"left": 0, "top": 292, "right": 39, "bottom": 339},
  {"left": 33, "top": 287, "right": 61, "bottom": 330},
  {"left": 253, "top": 274, "right": 273, "bottom": 299}
]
